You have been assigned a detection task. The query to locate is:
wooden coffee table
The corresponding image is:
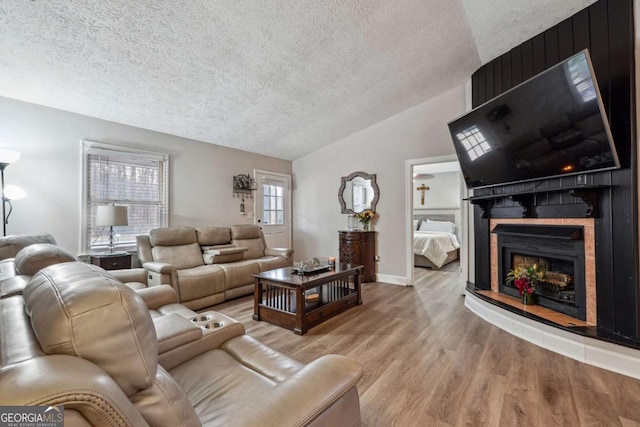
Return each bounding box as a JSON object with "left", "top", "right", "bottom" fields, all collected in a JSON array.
[{"left": 252, "top": 264, "right": 363, "bottom": 335}]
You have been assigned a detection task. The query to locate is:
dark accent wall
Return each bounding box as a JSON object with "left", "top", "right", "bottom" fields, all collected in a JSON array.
[{"left": 470, "top": 0, "right": 639, "bottom": 344}]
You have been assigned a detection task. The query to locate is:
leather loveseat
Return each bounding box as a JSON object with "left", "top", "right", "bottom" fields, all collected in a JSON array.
[
  {"left": 0, "top": 261, "right": 363, "bottom": 426},
  {"left": 137, "top": 225, "right": 293, "bottom": 310}
]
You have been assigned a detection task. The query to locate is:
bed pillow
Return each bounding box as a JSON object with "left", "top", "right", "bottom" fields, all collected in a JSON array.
[
  {"left": 419, "top": 220, "right": 456, "bottom": 234},
  {"left": 428, "top": 219, "right": 457, "bottom": 233}
]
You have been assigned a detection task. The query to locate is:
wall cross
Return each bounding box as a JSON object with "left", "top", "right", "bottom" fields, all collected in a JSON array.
[{"left": 416, "top": 184, "right": 430, "bottom": 205}]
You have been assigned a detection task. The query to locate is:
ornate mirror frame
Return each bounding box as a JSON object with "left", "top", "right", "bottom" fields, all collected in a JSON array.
[{"left": 338, "top": 171, "right": 380, "bottom": 214}]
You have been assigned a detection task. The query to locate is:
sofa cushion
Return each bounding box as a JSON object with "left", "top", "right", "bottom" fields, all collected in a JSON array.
[
  {"left": 217, "top": 260, "right": 260, "bottom": 290},
  {"left": 15, "top": 243, "right": 78, "bottom": 276},
  {"left": 232, "top": 238, "right": 265, "bottom": 260},
  {"left": 23, "top": 262, "right": 158, "bottom": 396},
  {"left": 196, "top": 227, "right": 231, "bottom": 246},
  {"left": 149, "top": 227, "right": 197, "bottom": 246},
  {"left": 152, "top": 242, "right": 203, "bottom": 270},
  {"left": 230, "top": 224, "right": 262, "bottom": 239},
  {"left": 176, "top": 265, "right": 226, "bottom": 302},
  {"left": 170, "top": 348, "right": 277, "bottom": 426}
]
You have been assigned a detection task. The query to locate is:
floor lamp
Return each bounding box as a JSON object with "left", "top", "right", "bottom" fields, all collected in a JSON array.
[
  {"left": 0, "top": 149, "right": 21, "bottom": 237},
  {"left": 96, "top": 205, "right": 128, "bottom": 253}
]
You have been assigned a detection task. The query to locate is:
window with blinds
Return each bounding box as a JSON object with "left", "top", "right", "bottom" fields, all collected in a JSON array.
[{"left": 83, "top": 141, "right": 168, "bottom": 251}]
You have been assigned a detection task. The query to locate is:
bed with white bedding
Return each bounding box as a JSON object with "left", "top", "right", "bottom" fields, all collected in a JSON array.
[{"left": 413, "top": 215, "right": 460, "bottom": 269}]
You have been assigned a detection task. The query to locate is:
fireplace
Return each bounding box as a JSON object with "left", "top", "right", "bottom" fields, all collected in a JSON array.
[{"left": 492, "top": 224, "right": 586, "bottom": 320}]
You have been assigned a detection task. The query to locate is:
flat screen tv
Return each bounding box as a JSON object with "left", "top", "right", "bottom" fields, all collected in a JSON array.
[{"left": 448, "top": 50, "right": 620, "bottom": 189}]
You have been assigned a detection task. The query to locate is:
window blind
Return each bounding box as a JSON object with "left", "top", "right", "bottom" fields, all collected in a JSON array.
[{"left": 84, "top": 142, "right": 168, "bottom": 251}]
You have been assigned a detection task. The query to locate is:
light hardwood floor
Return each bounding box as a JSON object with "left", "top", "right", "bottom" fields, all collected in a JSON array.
[{"left": 214, "top": 263, "right": 640, "bottom": 426}]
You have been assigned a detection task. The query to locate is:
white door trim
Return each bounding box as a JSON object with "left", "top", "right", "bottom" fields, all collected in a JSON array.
[
  {"left": 404, "top": 154, "right": 468, "bottom": 291},
  {"left": 253, "top": 169, "right": 292, "bottom": 248}
]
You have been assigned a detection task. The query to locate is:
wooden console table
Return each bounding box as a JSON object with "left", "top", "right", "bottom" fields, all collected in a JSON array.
[{"left": 252, "top": 264, "right": 362, "bottom": 335}]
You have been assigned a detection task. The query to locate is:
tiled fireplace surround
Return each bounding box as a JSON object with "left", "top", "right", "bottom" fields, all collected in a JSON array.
[{"left": 489, "top": 218, "right": 596, "bottom": 325}]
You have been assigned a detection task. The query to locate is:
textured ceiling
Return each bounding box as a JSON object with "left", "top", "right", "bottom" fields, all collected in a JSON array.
[{"left": 0, "top": 1, "right": 597, "bottom": 160}]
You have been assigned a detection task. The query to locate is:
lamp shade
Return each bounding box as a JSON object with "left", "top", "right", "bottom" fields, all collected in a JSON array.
[
  {"left": 4, "top": 185, "right": 25, "bottom": 200},
  {"left": 0, "top": 149, "right": 20, "bottom": 165},
  {"left": 96, "top": 205, "right": 128, "bottom": 227}
]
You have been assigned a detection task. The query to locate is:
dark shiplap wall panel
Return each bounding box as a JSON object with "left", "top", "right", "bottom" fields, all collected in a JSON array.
[
  {"left": 471, "top": 0, "right": 638, "bottom": 342},
  {"left": 523, "top": 39, "right": 535, "bottom": 80},
  {"left": 557, "top": 20, "right": 573, "bottom": 60},
  {"left": 510, "top": 48, "right": 523, "bottom": 88},
  {"left": 530, "top": 36, "right": 543, "bottom": 76}
]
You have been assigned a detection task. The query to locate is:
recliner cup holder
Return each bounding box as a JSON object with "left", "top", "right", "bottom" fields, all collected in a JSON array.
[
  {"left": 191, "top": 315, "right": 211, "bottom": 323},
  {"left": 203, "top": 321, "right": 223, "bottom": 329}
]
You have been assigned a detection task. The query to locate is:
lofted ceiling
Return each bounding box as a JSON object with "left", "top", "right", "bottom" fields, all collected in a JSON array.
[{"left": 0, "top": 1, "right": 596, "bottom": 160}]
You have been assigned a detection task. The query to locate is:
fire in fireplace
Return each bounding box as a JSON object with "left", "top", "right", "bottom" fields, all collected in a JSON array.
[{"left": 492, "top": 224, "right": 586, "bottom": 320}]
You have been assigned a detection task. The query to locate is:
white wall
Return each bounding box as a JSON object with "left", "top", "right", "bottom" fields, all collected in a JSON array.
[
  {"left": 292, "top": 85, "right": 466, "bottom": 279},
  {"left": 413, "top": 171, "right": 460, "bottom": 209},
  {"left": 0, "top": 96, "right": 291, "bottom": 253}
]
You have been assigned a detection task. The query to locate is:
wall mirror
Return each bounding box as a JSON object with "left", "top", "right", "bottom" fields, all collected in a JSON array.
[{"left": 338, "top": 171, "right": 379, "bottom": 214}]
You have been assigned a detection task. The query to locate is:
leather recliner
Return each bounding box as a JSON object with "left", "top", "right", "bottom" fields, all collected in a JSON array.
[{"left": 0, "top": 262, "right": 363, "bottom": 426}]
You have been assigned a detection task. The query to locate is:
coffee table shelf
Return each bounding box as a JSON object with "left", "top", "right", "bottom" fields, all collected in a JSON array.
[{"left": 252, "top": 264, "right": 363, "bottom": 335}]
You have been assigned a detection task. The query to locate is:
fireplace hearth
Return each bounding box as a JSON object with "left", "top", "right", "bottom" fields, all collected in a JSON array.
[{"left": 492, "top": 224, "right": 586, "bottom": 320}]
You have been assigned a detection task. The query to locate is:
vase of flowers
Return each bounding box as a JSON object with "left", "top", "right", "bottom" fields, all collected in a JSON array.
[
  {"left": 356, "top": 210, "right": 376, "bottom": 231},
  {"left": 506, "top": 263, "right": 545, "bottom": 305}
]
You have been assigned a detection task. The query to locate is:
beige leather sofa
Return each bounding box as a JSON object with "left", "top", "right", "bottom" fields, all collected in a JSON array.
[
  {"left": 137, "top": 225, "right": 293, "bottom": 310},
  {"left": 0, "top": 261, "right": 363, "bottom": 426},
  {"left": 0, "top": 233, "right": 57, "bottom": 280},
  {"left": 0, "top": 242, "right": 148, "bottom": 299}
]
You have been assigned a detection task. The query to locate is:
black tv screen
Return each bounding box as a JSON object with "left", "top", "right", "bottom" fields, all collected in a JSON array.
[{"left": 448, "top": 50, "right": 620, "bottom": 189}]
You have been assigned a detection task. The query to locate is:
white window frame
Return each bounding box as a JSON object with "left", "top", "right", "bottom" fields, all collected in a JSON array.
[{"left": 80, "top": 140, "right": 169, "bottom": 253}]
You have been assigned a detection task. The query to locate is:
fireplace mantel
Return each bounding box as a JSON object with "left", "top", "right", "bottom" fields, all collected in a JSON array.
[{"left": 467, "top": 184, "right": 609, "bottom": 218}]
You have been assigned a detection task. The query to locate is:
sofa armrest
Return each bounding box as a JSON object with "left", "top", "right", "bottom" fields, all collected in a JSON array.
[
  {"left": 143, "top": 261, "right": 176, "bottom": 274},
  {"left": 0, "top": 355, "right": 150, "bottom": 427},
  {"left": 0, "top": 274, "right": 29, "bottom": 299},
  {"left": 110, "top": 267, "right": 148, "bottom": 285},
  {"left": 233, "top": 354, "right": 362, "bottom": 427},
  {"left": 154, "top": 313, "right": 203, "bottom": 354},
  {"left": 265, "top": 247, "right": 294, "bottom": 258},
  {"left": 0, "top": 258, "right": 16, "bottom": 280},
  {"left": 136, "top": 285, "right": 178, "bottom": 309}
]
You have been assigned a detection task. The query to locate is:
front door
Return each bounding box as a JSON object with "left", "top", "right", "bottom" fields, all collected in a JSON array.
[{"left": 255, "top": 171, "right": 291, "bottom": 248}]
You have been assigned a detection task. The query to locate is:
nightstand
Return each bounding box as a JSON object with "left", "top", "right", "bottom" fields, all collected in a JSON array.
[{"left": 90, "top": 253, "right": 132, "bottom": 271}]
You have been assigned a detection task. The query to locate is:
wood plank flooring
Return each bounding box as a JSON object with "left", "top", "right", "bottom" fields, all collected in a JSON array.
[{"left": 213, "top": 263, "right": 640, "bottom": 426}]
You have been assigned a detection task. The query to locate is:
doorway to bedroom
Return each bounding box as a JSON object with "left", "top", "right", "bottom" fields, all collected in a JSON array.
[{"left": 405, "top": 155, "right": 466, "bottom": 291}]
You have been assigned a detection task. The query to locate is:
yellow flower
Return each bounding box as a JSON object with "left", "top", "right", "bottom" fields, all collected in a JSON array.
[{"left": 356, "top": 210, "right": 376, "bottom": 221}]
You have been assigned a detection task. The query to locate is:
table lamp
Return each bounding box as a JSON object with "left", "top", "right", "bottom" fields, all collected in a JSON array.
[{"left": 96, "top": 205, "right": 128, "bottom": 253}]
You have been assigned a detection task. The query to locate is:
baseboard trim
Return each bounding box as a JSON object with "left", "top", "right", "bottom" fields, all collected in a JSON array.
[
  {"left": 375, "top": 274, "right": 408, "bottom": 286},
  {"left": 466, "top": 292, "right": 640, "bottom": 380}
]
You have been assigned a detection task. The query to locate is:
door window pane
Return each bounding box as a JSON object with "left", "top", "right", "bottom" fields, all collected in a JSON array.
[{"left": 262, "top": 182, "right": 285, "bottom": 225}]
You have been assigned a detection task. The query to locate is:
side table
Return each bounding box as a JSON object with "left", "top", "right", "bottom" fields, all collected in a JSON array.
[
  {"left": 90, "top": 253, "right": 132, "bottom": 271},
  {"left": 338, "top": 231, "right": 376, "bottom": 282}
]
